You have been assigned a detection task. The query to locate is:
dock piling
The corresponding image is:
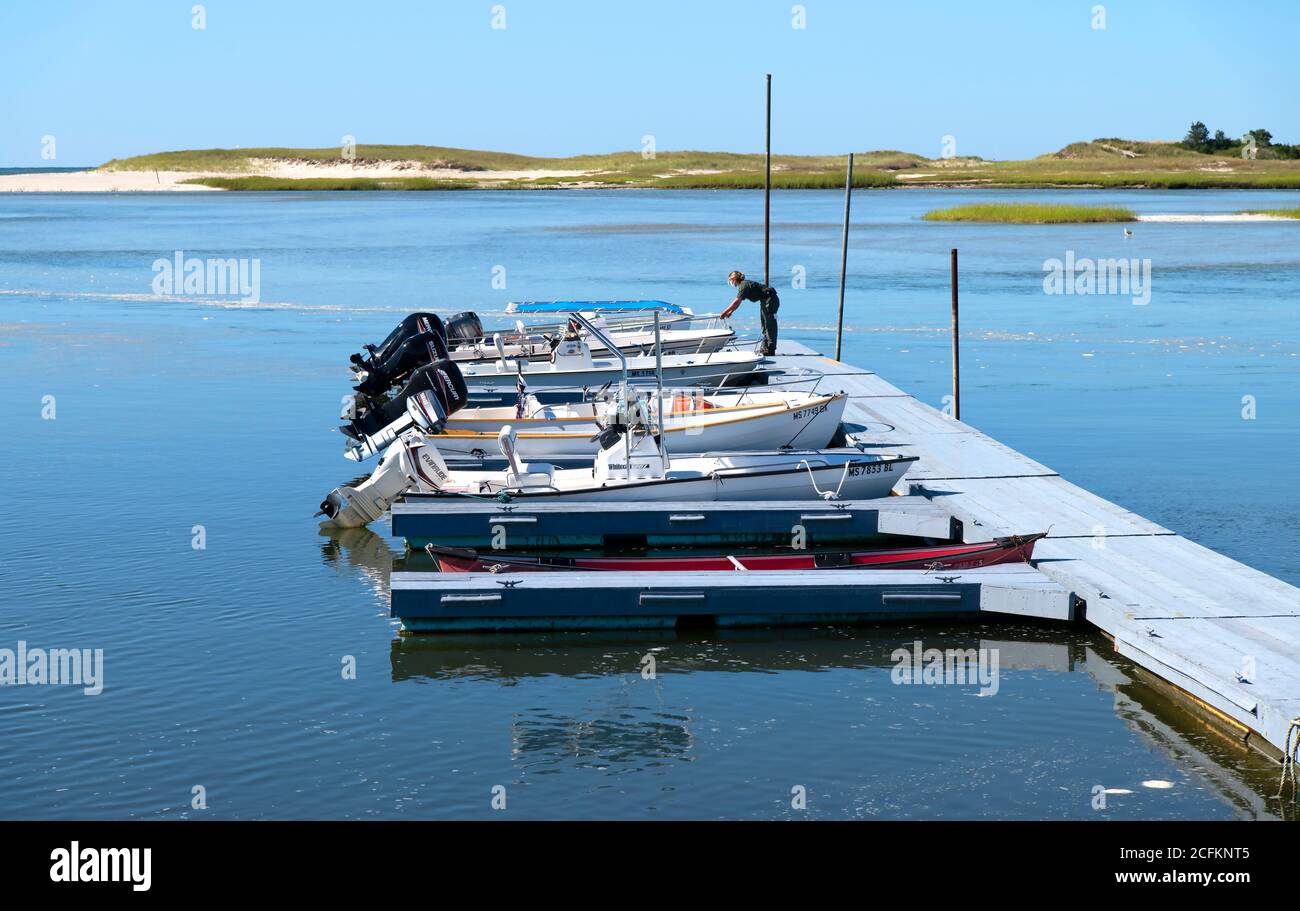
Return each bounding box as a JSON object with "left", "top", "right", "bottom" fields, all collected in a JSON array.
[
  {"left": 834, "top": 152, "right": 854, "bottom": 361},
  {"left": 764, "top": 73, "right": 771, "bottom": 285},
  {"left": 950, "top": 247, "right": 961, "bottom": 421}
]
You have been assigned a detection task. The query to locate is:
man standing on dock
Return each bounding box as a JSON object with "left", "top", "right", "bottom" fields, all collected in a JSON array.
[{"left": 721, "top": 270, "right": 780, "bottom": 356}]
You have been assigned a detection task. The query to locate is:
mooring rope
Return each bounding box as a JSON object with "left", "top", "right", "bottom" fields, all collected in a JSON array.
[
  {"left": 797, "top": 460, "right": 851, "bottom": 500},
  {"left": 1277, "top": 717, "right": 1300, "bottom": 799}
]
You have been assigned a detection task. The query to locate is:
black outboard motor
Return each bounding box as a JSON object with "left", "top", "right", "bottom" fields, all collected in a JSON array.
[
  {"left": 445, "top": 311, "right": 484, "bottom": 345},
  {"left": 349, "top": 357, "right": 469, "bottom": 438},
  {"left": 357, "top": 312, "right": 446, "bottom": 367},
  {"left": 355, "top": 324, "right": 451, "bottom": 396}
]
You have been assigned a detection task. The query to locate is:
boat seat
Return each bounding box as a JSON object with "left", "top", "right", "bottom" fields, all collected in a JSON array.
[{"left": 507, "top": 463, "right": 556, "bottom": 489}]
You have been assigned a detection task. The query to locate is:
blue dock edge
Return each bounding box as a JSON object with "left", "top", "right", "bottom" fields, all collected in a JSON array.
[
  {"left": 391, "top": 566, "right": 1072, "bottom": 633},
  {"left": 390, "top": 497, "right": 957, "bottom": 549}
]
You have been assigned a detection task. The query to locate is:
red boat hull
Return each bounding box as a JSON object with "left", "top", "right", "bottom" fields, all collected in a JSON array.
[{"left": 432, "top": 534, "right": 1044, "bottom": 574}]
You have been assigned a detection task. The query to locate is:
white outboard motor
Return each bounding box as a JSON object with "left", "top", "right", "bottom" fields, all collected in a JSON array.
[{"left": 318, "top": 391, "right": 454, "bottom": 529}]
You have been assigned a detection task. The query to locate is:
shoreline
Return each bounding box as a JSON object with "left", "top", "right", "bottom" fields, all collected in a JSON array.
[
  {"left": 6, "top": 170, "right": 1300, "bottom": 199},
  {"left": 5, "top": 154, "right": 1300, "bottom": 194}
]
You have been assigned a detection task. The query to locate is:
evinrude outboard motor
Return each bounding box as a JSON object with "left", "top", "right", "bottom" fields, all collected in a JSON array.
[
  {"left": 317, "top": 422, "right": 453, "bottom": 528},
  {"left": 321, "top": 361, "right": 469, "bottom": 528},
  {"left": 445, "top": 311, "right": 484, "bottom": 345}
]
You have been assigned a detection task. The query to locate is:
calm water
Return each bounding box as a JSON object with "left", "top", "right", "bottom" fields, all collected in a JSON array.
[{"left": 0, "top": 189, "right": 1296, "bottom": 819}]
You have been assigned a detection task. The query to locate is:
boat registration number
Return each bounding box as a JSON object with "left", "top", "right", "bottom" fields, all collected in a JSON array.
[
  {"left": 792, "top": 403, "right": 828, "bottom": 421},
  {"left": 846, "top": 461, "right": 888, "bottom": 476}
]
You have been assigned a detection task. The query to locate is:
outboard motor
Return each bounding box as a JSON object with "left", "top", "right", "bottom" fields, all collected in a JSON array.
[
  {"left": 361, "top": 312, "right": 446, "bottom": 366},
  {"left": 354, "top": 321, "right": 451, "bottom": 396},
  {"left": 322, "top": 359, "right": 469, "bottom": 528},
  {"left": 348, "top": 356, "right": 469, "bottom": 439},
  {"left": 445, "top": 311, "right": 484, "bottom": 345},
  {"left": 318, "top": 431, "right": 452, "bottom": 529}
]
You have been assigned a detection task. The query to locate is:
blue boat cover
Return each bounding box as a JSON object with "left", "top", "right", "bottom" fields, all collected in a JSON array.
[{"left": 506, "top": 300, "right": 685, "bottom": 315}]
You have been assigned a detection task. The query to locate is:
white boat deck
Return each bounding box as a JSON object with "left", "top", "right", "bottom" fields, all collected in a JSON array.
[{"left": 773, "top": 341, "right": 1300, "bottom": 758}]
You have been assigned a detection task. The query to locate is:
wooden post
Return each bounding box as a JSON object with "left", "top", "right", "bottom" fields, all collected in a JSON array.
[
  {"left": 834, "top": 153, "right": 854, "bottom": 361},
  {"left": 950, "top": 248, "right": 960, "bottom": 421},
  {"left": 763, "top": 73, "right": 771, "bottom": 286}
]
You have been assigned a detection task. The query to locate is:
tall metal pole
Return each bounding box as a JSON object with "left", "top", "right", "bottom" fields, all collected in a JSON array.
[
  {"left": 834, "top": 153, "right": 854, "bottom": 361},
  {"left": 763, "top": 73, "right": 771, "bottom": 286},
  {"left": 950, "top": 248, "right": 961, "bottom": 421},
  {"left": 654, "top": 310, "right": 666, "bottom": 463}
]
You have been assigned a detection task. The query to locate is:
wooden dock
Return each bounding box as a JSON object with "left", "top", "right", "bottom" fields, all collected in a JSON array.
[{"left": 773, "top": 341, "right": 1300, "bottom": 758}]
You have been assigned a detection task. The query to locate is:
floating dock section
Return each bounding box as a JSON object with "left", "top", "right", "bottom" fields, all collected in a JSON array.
[
  {"left": 391, "top": 496, "right": 956, "bottom": 548},
  {"left": 393, "top": 564, "right": 1070, "bottom": 632}
]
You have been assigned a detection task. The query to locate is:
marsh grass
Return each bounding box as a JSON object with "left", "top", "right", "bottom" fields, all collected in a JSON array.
[{"left": 921, "top": 203, "right": 1137, "bottom": 223}]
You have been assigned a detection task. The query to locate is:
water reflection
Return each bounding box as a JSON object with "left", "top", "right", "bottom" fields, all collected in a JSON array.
[
  {"left": 389, "top": 627, "right": 1290, "bottom": 819},
  {"left": 319, "top": 525, "right": 397, "bottom": 603}
]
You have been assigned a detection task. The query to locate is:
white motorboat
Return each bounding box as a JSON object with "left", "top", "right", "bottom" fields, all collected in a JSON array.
[
  {"left": 344, "top": 388, "right": 847, "bottom": 462},
  {"left": 319, "top": 395, "right": 917, "bottom": 529},
  {"left": 446, "top": 324, "right": 734, "bottom": 363},
  {"left": 457, "top": 338, "right": 761, "bottom": 391},
  {"left": 341, "top": 335, "right": 764, "bottom": 453}
]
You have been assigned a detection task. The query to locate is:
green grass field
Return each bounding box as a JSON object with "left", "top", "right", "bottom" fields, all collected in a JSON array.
[
  {"left": 101, "top": 139, "right": 1300, "bottom": 191},
  {"left": 921, "top": 203, "right": 1137, "bottom": 223}
]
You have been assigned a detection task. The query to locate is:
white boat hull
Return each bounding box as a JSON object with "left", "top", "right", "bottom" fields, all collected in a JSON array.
[
  {"left": 437, "top": 392, "right": 847, "bottom": 461},
  {"left": 458, "top": 350, "right": 761, "bottom": 391},
  {"left": 345, "top": 390, "right": 844, "bottom": 462},
  {"left": 320, "top": 424, "right": 919, "bottom": 529},
  {"left": 449, "top": 327, "right": 732, "bottom": 363},
  {"left": 409, "top": 451, "right": 915, "bottom": 504}
]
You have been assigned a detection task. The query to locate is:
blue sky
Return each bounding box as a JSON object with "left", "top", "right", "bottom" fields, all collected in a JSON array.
[{"left": 2, "top": 0, "right": 1297, "bottom": 166}]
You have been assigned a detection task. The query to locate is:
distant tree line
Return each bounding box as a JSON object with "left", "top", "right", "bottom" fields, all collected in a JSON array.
[{"left": 1182, "top": 122, "right": 1300, "bottom": 159}]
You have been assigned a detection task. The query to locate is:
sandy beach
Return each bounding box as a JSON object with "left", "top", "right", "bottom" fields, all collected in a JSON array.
[
  {"left": 0, "top": 158, "right": 593, "bottom": 191},
  {"left": 1135, "top": 213, "right": 1294, "bottom": 222}
]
